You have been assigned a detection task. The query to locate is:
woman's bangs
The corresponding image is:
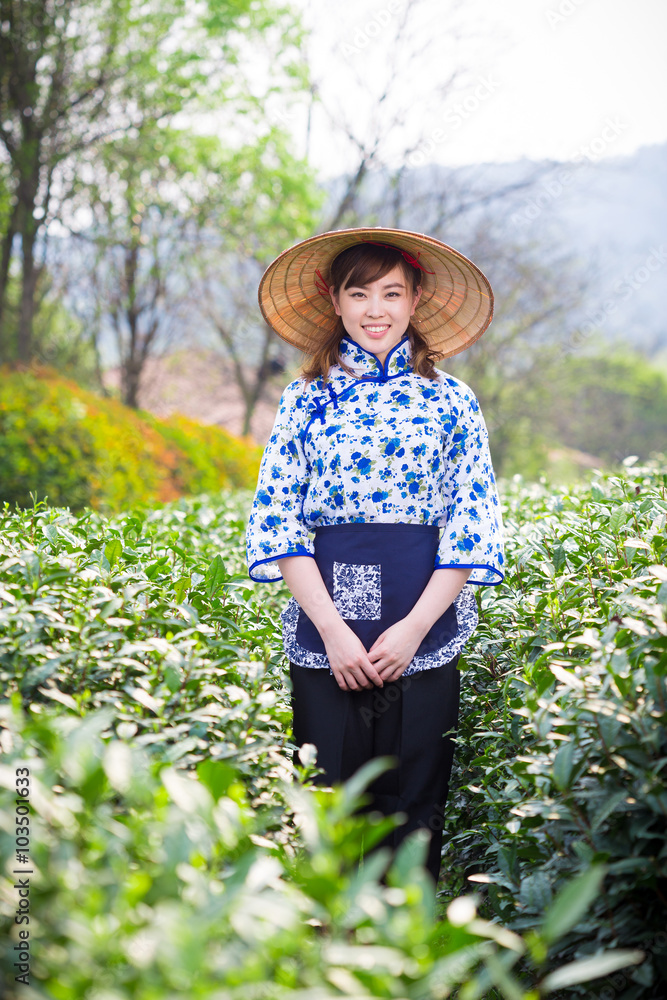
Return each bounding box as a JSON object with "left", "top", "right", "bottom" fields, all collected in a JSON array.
[
  {"left": 331, "top": 245, "right": 418, "bottom": 292},
  {"left": 341, "top": 254, "right": 399, "bottom": 291}
]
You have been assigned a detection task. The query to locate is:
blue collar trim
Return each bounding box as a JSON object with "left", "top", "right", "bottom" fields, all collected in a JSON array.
[{"left": 339, "top": 333, "right": 413, "bottom": 379}]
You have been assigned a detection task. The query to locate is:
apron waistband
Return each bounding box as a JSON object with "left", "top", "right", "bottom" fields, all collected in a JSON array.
[{"left": 314, "top": 522, "right": 439, "bottom": 537}]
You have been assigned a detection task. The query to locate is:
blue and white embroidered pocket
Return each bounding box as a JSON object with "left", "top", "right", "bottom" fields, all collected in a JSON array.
[{"left": 333, "top": 561, "right": 381, "bottom": 620}]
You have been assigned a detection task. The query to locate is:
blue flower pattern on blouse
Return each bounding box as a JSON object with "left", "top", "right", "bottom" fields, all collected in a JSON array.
[{"left": 246, "top": 334, "right": 504, "bottom": 587}]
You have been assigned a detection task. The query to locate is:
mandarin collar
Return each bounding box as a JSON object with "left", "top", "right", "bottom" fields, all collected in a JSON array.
[{"left": 336, "top": 334, "right": 413, "bottom": 380}]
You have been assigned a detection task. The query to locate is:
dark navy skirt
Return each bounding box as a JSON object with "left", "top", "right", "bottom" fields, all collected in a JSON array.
[{"left": 295, "top": 523, "right": 458, "bottom": 656}]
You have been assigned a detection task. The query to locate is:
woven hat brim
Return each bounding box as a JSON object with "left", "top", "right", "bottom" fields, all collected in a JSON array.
[{"left": 258, "top": 228, "right": 494, "bottom": 358}]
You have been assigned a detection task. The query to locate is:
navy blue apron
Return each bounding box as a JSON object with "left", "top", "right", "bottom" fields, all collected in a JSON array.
[{"left": 295, "top": 523, "right": 458, "bottom": 656}]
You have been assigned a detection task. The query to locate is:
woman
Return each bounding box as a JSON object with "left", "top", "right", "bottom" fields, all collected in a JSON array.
[{"left": 246, "top": 228, "right": 504, "bottom": 884}]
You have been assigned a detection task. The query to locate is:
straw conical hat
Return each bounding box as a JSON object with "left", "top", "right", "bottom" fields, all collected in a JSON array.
[{"left": 258, "top": 227, "right": 493, "bottom": 357}]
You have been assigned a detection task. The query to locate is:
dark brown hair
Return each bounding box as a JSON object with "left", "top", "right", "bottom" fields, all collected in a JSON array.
[{"left": 300, "top": 243, "right": 441, "bottom": 383}]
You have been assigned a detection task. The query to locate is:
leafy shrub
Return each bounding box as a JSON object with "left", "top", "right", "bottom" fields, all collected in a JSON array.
[
  {"left": 448, "top": 458, "right": 667, "bottom": 998},
  {"left": 0, "top": 369, "right": 97, "bottom": 509},
  {"left": 0, "top": 493, "right": 287, "bottom": 792},
  {"left": 0, "top": 368, "right": 261, "bottom": 511},
  {"left": 143, "top": 412, "right": 261, "bottom": 496},
  {"left": 0, "top": 705, "right": 643, "bottom": 999},
  {"left": 550, "top": 353, "right": 667, "bottom": 466},
  {"left": 0, "top": 492, "right": 646, "bottom": 999}
]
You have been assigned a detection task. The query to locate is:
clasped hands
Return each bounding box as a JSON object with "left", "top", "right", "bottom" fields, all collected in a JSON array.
[
  {"left": 322, "top": 616, "right": 424, "bottom": 691},
  {"left": 277, "top": 556, "right": 471, "bottom": 693}
]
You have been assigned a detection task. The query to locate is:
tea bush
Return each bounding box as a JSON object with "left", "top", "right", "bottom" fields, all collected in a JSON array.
[
  {"left": 0, "top": 465, "right": 662, "bottom": 998},
  {"left": 0, "top": 493, "right": 288, "bottom": 797},
  {"left": 0, "top": 368, "right": 262, "bottom": 510},
  {"left": 447, "top": 459, "right": 667, "bottom": 999},
  {"left": 0, "top": 705, "right": 642, "bottom": 1000}
]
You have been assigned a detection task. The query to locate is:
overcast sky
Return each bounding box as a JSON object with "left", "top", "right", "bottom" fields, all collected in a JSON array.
[{"left": 286, "top": 0, "right": 667, "bottom": 174}]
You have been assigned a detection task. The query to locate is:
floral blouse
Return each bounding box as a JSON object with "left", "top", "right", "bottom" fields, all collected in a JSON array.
[{"left": 245, "top": 334, "right": 504, "bottom": 672}]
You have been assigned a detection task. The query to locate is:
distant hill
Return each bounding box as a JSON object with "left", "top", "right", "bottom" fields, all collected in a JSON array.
[
  {"left": 338, "top": 142, "right": 667, "bottom": 354},
  {"left": 507, "top": 143, "right": 667, "bottom": 354}
]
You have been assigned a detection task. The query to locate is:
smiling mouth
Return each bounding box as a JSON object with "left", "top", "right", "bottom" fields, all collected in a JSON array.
[{"left": 362, "top": 325, "right": 390, "bottom": 333}]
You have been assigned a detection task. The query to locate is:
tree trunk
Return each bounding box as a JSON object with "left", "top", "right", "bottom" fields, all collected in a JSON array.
[
  {"left": 121, "top": 331, "right": 142, "bottom": 408},
  {"left": 121, "top": 243, "right": 141, "bottom": 407},
  {"left": 0, "top": 202, "right": 19, "bottom": 349},
  {"left": 123, "top": 361, "right": 141, "bottom": 408},
  {"left": 14, "top": 153, "right": 43, "bottom": 364},
  {"left": 241, "top": 324, "right": 273, "bottom": 436},
  {"left": 17, "top": 225, "right": 37, "bottom": 364}
]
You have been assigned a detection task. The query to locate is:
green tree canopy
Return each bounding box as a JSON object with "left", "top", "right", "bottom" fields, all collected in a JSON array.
[
  {"left": 549, "top": 349, "right": 667, "bottom": 466},
  {"left": 0, "top": 0, "right": 308, "bottom": 362}
]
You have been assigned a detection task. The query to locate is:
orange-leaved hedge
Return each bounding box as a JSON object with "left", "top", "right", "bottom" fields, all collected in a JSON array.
[{"left": 0, "top": 367, "right": 262, "bottom": 511}]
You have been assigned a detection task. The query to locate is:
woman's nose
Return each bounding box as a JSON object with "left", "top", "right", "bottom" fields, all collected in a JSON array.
[{"left": 365, "top": 296, "right": 386, "bottom": 316}]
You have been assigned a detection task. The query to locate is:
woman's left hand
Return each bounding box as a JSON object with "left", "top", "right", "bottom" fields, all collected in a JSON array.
[
  {"left": 367, "top": 568, "right": 470, "bottom": 682},
  {"left": 367, "top": 618, "right": 424, "bottom": 682}
]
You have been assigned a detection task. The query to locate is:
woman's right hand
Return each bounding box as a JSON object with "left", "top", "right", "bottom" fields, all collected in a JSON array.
[
  {"left": 276, "top": 555, "right": 383, "bottom": 691},
  {"left": 322, "top": 619, "right": 384, "bottom": 691}
]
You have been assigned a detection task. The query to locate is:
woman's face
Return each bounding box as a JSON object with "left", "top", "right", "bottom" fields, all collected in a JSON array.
[{"left": 330, "top": 264, "right": 422, "bottom": 364}]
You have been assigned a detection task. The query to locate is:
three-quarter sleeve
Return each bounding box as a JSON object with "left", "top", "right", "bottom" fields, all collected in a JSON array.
[
  {"left": 436, "top": 378, "right": 504, "bottom": 585},
  {"left": 246, "top": 380, "right": 315, "bottom": 582}
]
